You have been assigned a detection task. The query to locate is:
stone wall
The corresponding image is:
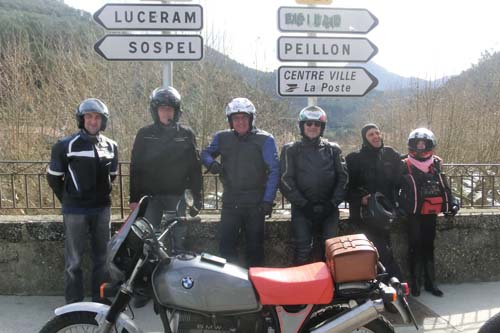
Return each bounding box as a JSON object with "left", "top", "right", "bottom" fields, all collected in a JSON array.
[{"left": 0, "top": 214, "right": 499, "bottom": 295}]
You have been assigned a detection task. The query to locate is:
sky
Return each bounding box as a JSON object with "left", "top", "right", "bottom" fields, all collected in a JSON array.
[{"left": 64, "top": 0, "right": 500, "bottom": 79}]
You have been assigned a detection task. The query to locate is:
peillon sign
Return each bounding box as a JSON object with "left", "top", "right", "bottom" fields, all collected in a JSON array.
[{"left": 278, "top": 36, "right": 378, "bottom": 62}]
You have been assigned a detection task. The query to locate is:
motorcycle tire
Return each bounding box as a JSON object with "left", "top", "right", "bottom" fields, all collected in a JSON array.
[
  {"left": 479, "top": 311, "right": 500, "bottom": 333},
  {"left": 39, "top": 311, "right": 129, "bottom": 333},
  {"left": 303, "top": 306, "right": 394, "bottom": 333}
]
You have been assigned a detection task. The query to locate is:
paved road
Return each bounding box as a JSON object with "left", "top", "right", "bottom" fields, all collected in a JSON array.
[{"left": 1, "top": 282, "right": 499, "bottom": 332}]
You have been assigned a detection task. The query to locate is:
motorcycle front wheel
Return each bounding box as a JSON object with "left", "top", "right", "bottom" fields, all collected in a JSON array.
[
  {"left": 39, "top": 311, "right": 129, "bottom": 333},
  {"left": 479, "top": 312, "right": 500, "bottom": 333}
]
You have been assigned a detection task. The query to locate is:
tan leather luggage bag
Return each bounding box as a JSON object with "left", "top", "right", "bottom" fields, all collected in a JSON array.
[{"left": 324, "top": 234, "right": 379, "bottom": 283}]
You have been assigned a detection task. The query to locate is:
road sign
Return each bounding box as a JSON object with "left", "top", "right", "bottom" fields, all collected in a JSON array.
[
  {"left": 278, "top": 7, "right": 378, "bottom": 33},
  {"left": 94, "top": 34, "right": 203, "bottom": 61},
  {"left": 93, "top": 4, "right": 203, "bottom": 30},
  {"left": 278, "top": 36, "right": 378, "bottom": 62},
  {"left": 296, "top": 0, "right": 332, "bottom": 4},
  {"left": 277, "top": 66, "right": 378, "bottom": 97}
]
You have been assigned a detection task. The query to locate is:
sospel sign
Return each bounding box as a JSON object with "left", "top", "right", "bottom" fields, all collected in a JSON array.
[
  {"left": 93, "top": 4, "right": 203, "bottom": 30},
  {"left": 278, "top": 7, "right": 378, "bottom": 33},
  {"left": 277, "top": 66, "right": 378, "bottom": 97},
  {"left": 94, "top": 35, "right": 203, "bottom": 61},
  {"left": 278, "top": 36, "right": 378, "bottom": 62}
]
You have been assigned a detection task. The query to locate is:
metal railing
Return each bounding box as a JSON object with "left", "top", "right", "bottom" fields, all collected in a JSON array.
[{"left": 1, "top": 161, "right": 499, "bottom": 217}]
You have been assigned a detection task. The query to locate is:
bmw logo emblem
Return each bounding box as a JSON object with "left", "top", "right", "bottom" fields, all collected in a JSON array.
[{"left": 181, "top": 276, "right": 194, "bottom": 289}]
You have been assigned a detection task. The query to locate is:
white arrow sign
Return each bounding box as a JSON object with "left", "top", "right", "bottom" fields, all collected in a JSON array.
[
  {"left": 278, "top": 7, "right": 378, "bottom": 33},
  {"left": 278, "top": 36, "right": 378, "bottom": 62},
  {"left": 94, "top": 35, "right": 203, "bottom": 61},
  {"left": 93, "top": 4, "right": 203, "bottom": 30},
  {"left": 277, "top": 66, "right": 378, "bottom": 97}
]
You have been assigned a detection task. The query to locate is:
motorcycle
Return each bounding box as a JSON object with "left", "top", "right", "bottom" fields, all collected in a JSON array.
[
  {"left": 40, "top": 193, "right": 418, "bottom": 333},
  {"left": 478, "top": 311, "right": 500, "bottom": 333}
]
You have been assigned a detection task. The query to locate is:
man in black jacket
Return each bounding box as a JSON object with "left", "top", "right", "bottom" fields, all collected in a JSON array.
[
  {"left": 47, "top": 98, "right": 118, "bottom": 304},
  {"left": 129, "top": 86, "right": 202, "bottom": 251},
  {"left": 280, "top": 106, "right": 348, "bottom": 264},
  {"left": 345, "top": 123, "right": 403, "bottom": 280}
]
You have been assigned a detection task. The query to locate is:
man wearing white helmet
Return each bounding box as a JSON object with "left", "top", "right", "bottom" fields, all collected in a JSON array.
[
  {"left": 201, "top": 97, "right": 280, "bottom": 267},
  {"left": 280, "top": 105, "right": 348, "bottom": 264},
  {"left": 47, "top": 98, "right": 118, "bottom": 304},
  {"left": 399, "top": 128, "right": 459, "bottom": 297}
]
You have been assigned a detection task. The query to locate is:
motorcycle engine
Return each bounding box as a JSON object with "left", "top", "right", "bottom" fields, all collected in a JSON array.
[{"left": 172, "top": 310, "right": 263, "bottom": 333}]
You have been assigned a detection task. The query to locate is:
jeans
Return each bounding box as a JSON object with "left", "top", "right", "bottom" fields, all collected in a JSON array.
[
  {"left": 291, "top": 206, "right": 339, "bottom": 265},
  {"left": 219, "top": 206, "right": 265, "bottom": 267},
  {"left": 63, "top": 207, "right": 110, "bottom": 304}
]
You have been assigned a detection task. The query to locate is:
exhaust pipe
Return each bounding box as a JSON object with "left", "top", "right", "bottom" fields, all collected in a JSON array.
[{"left": 310, "top": 299, "right": 385, "bottom": 333}]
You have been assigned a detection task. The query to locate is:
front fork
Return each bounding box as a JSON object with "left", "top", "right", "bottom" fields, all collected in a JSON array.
[{"left": 98, "top": 256, "right": 147, "bottom": 332}]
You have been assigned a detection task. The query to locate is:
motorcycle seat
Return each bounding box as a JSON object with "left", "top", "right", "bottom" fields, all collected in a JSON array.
[{"left": 249, "top": 262, "right": 334, "bottom": 305}]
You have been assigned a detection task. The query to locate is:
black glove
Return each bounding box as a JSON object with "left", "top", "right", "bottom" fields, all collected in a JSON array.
[
  {"left": 208, "top": 161, "right": 223, "bottom": 175},
  {"left": 189, "top": 198, "right": 202, "bottom": 217},
  {"left": 445, "top": 197, "right": 460, "bottom": 216},
  {"left": 260, "top": 201, "right": 274, "bottom": 218},
  {"left": 189, "top": 206, "right": 199, "bottom": 217}
]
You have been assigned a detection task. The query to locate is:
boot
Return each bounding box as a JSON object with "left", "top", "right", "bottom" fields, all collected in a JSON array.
[
  {"left": 424, "top": 260, "right": 444, "bottom": 297},
  {"left": 408, "top": 253, "right": 422, "bottom": 297},
  {"left": 410, "top": 261, "right": 422, "bottom": 297}
]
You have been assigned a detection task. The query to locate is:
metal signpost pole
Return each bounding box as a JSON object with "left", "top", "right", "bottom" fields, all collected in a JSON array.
[
  {"left": 307, "top": 4, "right": 317, "bottom": 107},
  {"left": 162, "top": 0, "right": 172, "bottom": 88}
]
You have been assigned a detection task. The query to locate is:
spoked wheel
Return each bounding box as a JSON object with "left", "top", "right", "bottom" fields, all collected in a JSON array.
[{"left": 39, "top": 311, "right": 129, "bottom": 333}]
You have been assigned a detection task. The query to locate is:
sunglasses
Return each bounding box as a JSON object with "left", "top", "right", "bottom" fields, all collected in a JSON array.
[{"left": 305, "top": 121, "right": 321, "bottom": 127}]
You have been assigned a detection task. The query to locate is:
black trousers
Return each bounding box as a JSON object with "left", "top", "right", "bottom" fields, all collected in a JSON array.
[
  {"left": 291, "top": 206, "right": 339, "bottom": 265},
  {"left": 219, "top": 206, "right": 265, "bottom": 267},
  {"left": 407, "top": 214, "right": 437, "bottom": 264},
  {"left": 407, "top": 214, "right": 438, "bottom": 286},
  {"left": 144, "top": 194, "right": 187, "bottom": 252},
  {"left": 356, "top": 218, "right": 403, "bottom": 282}
]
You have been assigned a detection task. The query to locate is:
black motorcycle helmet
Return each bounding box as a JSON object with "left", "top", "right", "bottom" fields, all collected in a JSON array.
[
  {"left": 75, "top": 98, "right": 109, "bottom": 131},
  {"left": 362, "top": 192, "right": 396, "bottom": 221},
  {"left": 149, "top": 86, "right": 182, "bottom": 124}
]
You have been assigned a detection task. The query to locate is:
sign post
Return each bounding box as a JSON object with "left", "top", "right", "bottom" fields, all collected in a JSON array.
[
  {"left": 93, "top": 1, "right": 203, "bottom": 88},
  {"left": 276, "top": 5, "right": 379, "bottom": 103},
  {"left": 277, "top": 66, "right": 378, "bottom": 97}
]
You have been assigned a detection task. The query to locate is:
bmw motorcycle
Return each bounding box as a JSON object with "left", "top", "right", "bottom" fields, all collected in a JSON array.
[{"left": 40, "top": 194, "right": 417, "bottom": 333}]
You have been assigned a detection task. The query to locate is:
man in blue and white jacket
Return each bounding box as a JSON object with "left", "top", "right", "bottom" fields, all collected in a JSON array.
[
  {"left": 202, "top": 98, "right": 279, "bottom": 267},
  {"left": 47, "top": 98, "right": 118, "bottom": 304}
]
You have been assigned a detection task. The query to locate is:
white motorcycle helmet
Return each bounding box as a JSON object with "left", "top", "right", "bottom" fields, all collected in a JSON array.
[{"left": 225, "top": 97, "right": 256, "bottom": 129}]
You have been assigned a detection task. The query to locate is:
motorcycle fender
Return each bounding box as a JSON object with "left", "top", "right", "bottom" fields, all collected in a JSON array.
[{"left": 54, "top": 301, "right": 142, "bottom": 333}]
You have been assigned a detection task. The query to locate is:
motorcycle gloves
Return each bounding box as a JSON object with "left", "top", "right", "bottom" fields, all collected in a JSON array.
[
  {"left": 445, "top": 197, "right": 460, "bottom": 216},
  {"left": 208, "top": 161, "right": 223, "bottom": 175},
  {"left": 301, "top": 201, "right": 334, "bottom": 220},
  {"left": 261, "top": 201, "right": 274, "bottom": 218}
]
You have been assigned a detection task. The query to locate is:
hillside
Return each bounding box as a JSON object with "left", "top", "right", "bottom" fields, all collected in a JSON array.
[{"left": 0, "top": 0, "right": 293, "bottom": 161}]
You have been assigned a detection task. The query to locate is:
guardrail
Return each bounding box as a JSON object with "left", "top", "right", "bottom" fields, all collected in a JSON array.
[{"left": 0, "top": 161, "right": 498, "bottom": 217}]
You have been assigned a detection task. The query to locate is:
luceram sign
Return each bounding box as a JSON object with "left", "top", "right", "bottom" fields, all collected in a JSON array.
[
  {"left": 278, "top": 7, "right": 378, "bottom": 34},
  {"left": 94, "top": 35, "right": 203, "bottom": 61},
  {"left": 278, "top": 66, "right": 378, "bottom": 97},
  {"left": 93, "top": 4, "right": 203, "bottom": 30},
  {"left": 278, "top": 36, "right": 378, "bottom": 62}
]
